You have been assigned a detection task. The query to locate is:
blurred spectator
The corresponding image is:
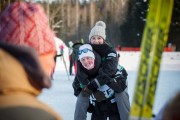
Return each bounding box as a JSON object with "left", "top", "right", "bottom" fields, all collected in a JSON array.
[
  {"left": 154, "top": 92, "right": 180, "bottom": 120},
  {"left": 116, "top": 44, "right": 122, "bottom": 51},
  {"left": 52, "top": 37, "right": 63, "bottom": 79},
  {"left": 72, "top": 42, "right": 83, "bottom": 74},
  {"left": 60, "top": 44, "right": 64, "bottom": 56},
  {"left": 0, "top": 2, "right": 62, "bottom": 120},
  {"left": 68, "top": 41, "right": 74, "bottom": 75},
  {"left": 54, "top": 37, "right": 62, "bottom": 63}
]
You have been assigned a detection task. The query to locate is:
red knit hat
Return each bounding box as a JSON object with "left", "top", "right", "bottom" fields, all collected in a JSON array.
[{"left": 0, "top": 2, "right": 55, "bottom": 55}]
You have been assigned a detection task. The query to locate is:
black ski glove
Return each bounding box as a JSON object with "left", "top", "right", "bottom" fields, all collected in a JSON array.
[
  {"left": 108, "top": 79, "right": 127, "bottom": 93},
  {"left": 93, "top": 90, "right": 106, "bottom": 102},
  {"left": 108, "top": 66, "right": 127, "bottom": 93},
  {"left": 72, "top": 76, "right": 82, "bottom": 97},
  {"left": 117, "top": 65, "right": 128, "bottom": 79},
  {"left": 81, "top": 85, "right": 93, "bottom": 97},
  {"left": 90, "top": 73, "right": 113, "bottom": 89},
  {"left": 115, "top": 66, "right": 128, "bottom": 85}
]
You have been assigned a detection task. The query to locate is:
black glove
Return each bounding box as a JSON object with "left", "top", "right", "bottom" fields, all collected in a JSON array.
[
  {"left": 90, "top": 73, "right": 113, "bottom": 89},
  {"left": 115, "top": 66, "right": 127, "bottom": 84},
  {"left": 74, "top": 87, "right": 82, "bottom": 97},
  {"left": 117, "top": 65, "right": 128, "bottom": 79},
  {"left": 81, "top": 85, "right": 93, "bottom": 97},
  {"left": 108, "top": 79, "right": 127, "bottom": 93},
  {"left": 93, "top": 90, "right": 106, "bottom": 102},
  {"left": 108, "top": 66, "right": 127, "bottom": 93},
  {"left": 72, "top": 76, "right": 82, "bottom": 97}
]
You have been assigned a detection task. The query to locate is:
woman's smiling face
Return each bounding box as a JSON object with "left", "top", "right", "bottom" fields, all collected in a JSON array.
[{"left": 90, "top": 35, "right": 104, "bottom": 44}]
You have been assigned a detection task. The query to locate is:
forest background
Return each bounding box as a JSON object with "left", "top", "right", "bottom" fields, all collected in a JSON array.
[{"left": 0, "top": 0, "right": 179, "bottom": 51}]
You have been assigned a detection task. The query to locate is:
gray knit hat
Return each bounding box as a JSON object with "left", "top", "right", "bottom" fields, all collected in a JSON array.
[{"left": 89, "top": 21, "right": 106, "bottom": 41}]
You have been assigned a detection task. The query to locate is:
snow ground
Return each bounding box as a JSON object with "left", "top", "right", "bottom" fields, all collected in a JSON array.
[{"left": 38, "top": 51, "right": 180, "bottom": 120}]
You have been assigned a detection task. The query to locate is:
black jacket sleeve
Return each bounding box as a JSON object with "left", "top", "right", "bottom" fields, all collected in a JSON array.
[
  {"left": 100, "top": 49, "right": 118, "bottom": 76},
  {"left": 90, "top": 49, "right": 118, "bottom": 87}
]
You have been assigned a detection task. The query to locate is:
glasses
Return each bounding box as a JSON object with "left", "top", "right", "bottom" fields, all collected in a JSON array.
[{"left": 78, "top": 48, "right": 93, "bottom": 55}]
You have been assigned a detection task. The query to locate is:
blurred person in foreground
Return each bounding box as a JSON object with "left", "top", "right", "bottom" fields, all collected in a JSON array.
[
  {"left": 0, "top": 2, "right": 62, "bottom": 120},
  {"left": 154, "top": 92, "right": 180, "bottom": 120}
]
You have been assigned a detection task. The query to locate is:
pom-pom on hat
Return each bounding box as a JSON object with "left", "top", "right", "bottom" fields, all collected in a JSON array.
[
  {"left": 89, "top": 21, "right": 106, "bottom": 41},
  {"left": 0, "top": 2, "right": 55, "bottom": 55},
  {"left": 78, "top": 44, "right": 95, "bottom": 60}
]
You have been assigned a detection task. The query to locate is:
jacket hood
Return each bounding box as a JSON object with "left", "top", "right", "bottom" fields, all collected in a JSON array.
[{"left": 0, "top": 42, "right": 52, "bottom": 96}]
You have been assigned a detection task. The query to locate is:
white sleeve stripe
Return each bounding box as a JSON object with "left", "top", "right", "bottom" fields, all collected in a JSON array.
[{"left": 107, "top": 53, "right": 116, "bottom": 57}]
